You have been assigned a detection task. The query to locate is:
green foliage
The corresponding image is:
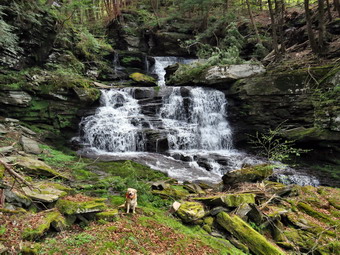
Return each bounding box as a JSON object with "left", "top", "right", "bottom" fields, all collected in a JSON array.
[
  {"left": 65, "top": 233, "right": 96, "bottom": 247},
  {"left": 248, "top": 122, "right": 310, "bottom": 162},
  {"left": 75, "top": 27, "right": 113, "bottom": 61}
]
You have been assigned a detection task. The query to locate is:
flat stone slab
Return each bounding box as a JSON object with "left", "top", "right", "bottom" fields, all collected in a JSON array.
[
  {"left": 22, "top": 182, "right": 72, "bottom": 203},
  {"left": 203, "top": 64, "right": 266, "bottom": 84},
  {"left": 194, "top": 193, "right": 256, "bottom": 207}
]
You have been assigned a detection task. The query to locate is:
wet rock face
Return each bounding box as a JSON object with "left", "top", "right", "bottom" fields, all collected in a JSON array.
[
  {"left": 225, "top": 66, "right": 340, "bottom": 154},
  {"left": 0, "top": 0, "right": 57, "bottom": 69}
]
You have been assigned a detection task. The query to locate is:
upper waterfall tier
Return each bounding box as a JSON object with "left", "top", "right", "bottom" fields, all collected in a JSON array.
[{"left": 152, "top": 57, "right": 194, "bottom": 86}]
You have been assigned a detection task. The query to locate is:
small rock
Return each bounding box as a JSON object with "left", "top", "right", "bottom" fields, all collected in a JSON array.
[
  {"left": 4, "top": 189, "right": 32, "bottom": 207},
  {"left": 184, "top": 183, "right": 205, "bottom": 194},
  {"left": 4, "top": 118, "right": 20, "bottom": 123},
  {"left": 20, "top": 136, "right": 42, "bottom": 155},
  {"left": 151, "top": 181, "right": 170, "bottom": 191},
  {"left": 172, "top": 201, "right": 181, "bottom": 212},
  {"left": 209, "top": 206, "right": 231, "bottom": 216},
  {"left": 234, "top": 203, "right": 252, "bottom": 219},
  {"left": 19, "top": 125, "right": 37, "bottom": 135},
  {"left": 0, "top": 124, "right": 8, "bottom": 133},
  {"left": 0, "top": 146, "right": 14, "bottom": 155}
]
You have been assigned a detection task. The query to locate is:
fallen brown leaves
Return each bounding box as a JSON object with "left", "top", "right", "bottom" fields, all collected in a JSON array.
[{"left": 40, "top": 214, "right": 217, "bottom": 255}]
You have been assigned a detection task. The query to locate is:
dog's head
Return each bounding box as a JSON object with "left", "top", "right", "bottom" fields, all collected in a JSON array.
[{"left": 126, "top": 188, "right": 137, "bottom": 199}]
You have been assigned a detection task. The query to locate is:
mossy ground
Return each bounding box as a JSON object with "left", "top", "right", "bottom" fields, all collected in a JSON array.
[{"left": 36, "top": 209, "right": 243, "bottom": 255}]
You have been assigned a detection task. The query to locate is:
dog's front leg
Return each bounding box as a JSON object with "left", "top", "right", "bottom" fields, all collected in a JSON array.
[
  {"left": 132, "top": 204, "right": 136, "bottom": 213},
  {"left": 126, "top": 203, "right": 130, "bottom": 213}
]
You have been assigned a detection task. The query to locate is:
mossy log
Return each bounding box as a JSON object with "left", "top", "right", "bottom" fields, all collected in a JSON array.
[{"left": 216, "top": 212, "right": 285, "bottom": 255}]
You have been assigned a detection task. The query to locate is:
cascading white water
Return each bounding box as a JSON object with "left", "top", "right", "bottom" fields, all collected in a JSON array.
[
  {"left": 79, "top": 89, "right": 146, "bottom": 153},
  {"left": 77, "top": 56, "right": 321, "bottom": 185},
  {"left": 152, "top": 57, "right": 194, "bottom": 86},
  {"left": 160, "top": 87, "right": 232, "bottom": 151}
]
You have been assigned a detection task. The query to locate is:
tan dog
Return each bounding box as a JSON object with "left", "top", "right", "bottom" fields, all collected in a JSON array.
[{"left": 125, "top": 188, "right": 137, "bottom": 213}]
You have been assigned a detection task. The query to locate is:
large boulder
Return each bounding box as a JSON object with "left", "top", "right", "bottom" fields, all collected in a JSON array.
[
  {"left": 176, "top": 201, "right": 206, "bottom": 223},
  {"left": 216, "top": 212, "right": 285, "bottom": 255},
  {"left": 56, "top": 195, "right": 107, "bottom": 215},
  {"left": 194, "top": 193, "right": 256, "bottom": 208},
  {"left": 22, "top": 209, "right": 67, "bottom": 240},
  {"left": 20, "top": 136, "right": 42, "bottom": 155},
  {"left": 222, "top": 164, "right": 274, "bottom": 186},
  {"left": 202, "top": 64, "right": 266, "bottom": 85}
]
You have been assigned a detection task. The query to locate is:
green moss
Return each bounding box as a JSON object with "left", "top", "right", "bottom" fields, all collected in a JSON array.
[
  {"left": 129, "top": 72, "right": 157, "bottom": 86},
  {"left": 56, "top": 197, "right": 107, "bottom": 215},
  {"left": 15, "top": 156, "right": 68, "bottom": 179},
  {"left": 0, "top": 164, "right": 4, "bottom": 179},
  {"left": 95, "top": 209, "right": 119, "bottom": 222},
  {"left": 152, "top": 185, "right": 190, "bottom": 200},
  {"left": 23, "top": 210, "right": 66, "bottom": 241},
  {"left": 217, "top": 212, "right": 285, "bottom": 255},
  {"left": 89, "top": 160, "right": 167, "bottom": 181},
  {"left": 203, "top": 216, "right": 214, "bottom": 226},
  {"left": 202, "top": 224, "right": 212, "bottom": 233},
  {"left": 194, "top": 193, "right": 255, "bottom": 207},
  {"left": 176, "top": 202, "right": 206, "bottom": 223},
  {"left": 121, "top": 56, "right": 141, "bottom": 66},
  {"left": 297, "top": 202, "right": 337, "bottom": 225}
]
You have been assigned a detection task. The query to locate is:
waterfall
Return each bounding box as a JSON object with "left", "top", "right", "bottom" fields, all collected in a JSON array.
[
  {"left": 160, "top": 87, "right": 232, "bottom": 151},
  {"left": 79, "top": 89, "right": 146, "bottom": 153},
  {"left": 152, "top": 57, "right": 195, "bottom": 86},
  {"left": 77, "top": 56, "right": 321, "bottom": 185}
]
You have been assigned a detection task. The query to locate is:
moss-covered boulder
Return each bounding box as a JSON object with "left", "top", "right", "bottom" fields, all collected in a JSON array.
[
  {"left": 22, "top": 209, "right": 66, "bottom": 240},
  {"left": 56, "top": 194, "right": 107, "bottom": 215},
  {"left": 216, "top": 212, "right": 285, "bottom": 255},
  {"left": 152, "top": 185, "right": 190, "bottom": 199},
  {"left": 129, "top": 72, "right": 157, "bottom": 87},
  {"left": 283, "top": 228, "right": 339, "bottom": 254},
  {"left": 13, "top": 156, "right": 68, "bottom": 179},
  {"left": 194, "top": 193, "right": 256, "bottom": 207},
  {"left": 176, "top": 202, "right": 206, "bottom": 223},
  {"left": 95, "top": 209, "right": 119, "bottom": 222},
  {"left": 22, "top": 182, "right": 72, "bottom": 203},
  {"left": 222, "top": 164, "right": 274, "bottom": 186}
]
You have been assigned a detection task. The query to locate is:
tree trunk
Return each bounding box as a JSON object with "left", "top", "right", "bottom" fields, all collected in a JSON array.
[
  {"left": 318, "top": 0, "right": 326, "bottom": 54},
  {"left": 224, "top": 0, "right": 229, "bottom": 14},
  {"left": 268, "top": 0, "right": 279, "bottom": 55},
  {"left": 334, "top": 0, "right": 340, "bottom": 17},
  {"left": 0, "top": 189, "right": 4, "bottom": 208},
  {"left": 276, "top": 0, "right": 286, "bottom": 53},
  {"left": 46, "top": 0, "right": 54, "bottom": 6},
  {"left": 325, "top": 0, "right": 332, "bottom": 20},
  {"left": 246, "top": 0, "right": 262, "bottom": 44},
  {"left": 304, "top": 0, "right": 318, "bottom": 53}
]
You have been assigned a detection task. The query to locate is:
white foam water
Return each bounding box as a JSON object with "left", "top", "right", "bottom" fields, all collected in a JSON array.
[
  {"left": 79, "top": 89, "right": 147, "bottom": 153},
  {"left": 152, "top": 57, "right": 195, "bottom": 86}
]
